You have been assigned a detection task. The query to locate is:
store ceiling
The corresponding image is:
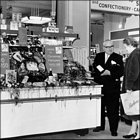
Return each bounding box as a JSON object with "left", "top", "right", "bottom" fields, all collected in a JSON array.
[
  {"left": 2, "top": 1, "right": 104, "bottom": 24},
  {"left": 5, "top": 1, "right": 52, "bottom": 18}
]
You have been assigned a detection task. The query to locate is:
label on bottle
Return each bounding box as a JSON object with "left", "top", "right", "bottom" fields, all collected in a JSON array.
[{"left": 48, "top": 76, "right": 53, "bottom": 83}]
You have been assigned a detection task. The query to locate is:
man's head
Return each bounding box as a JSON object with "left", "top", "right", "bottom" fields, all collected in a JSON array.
[{"left": 103, "top": 39, "right": 114, "bottom": 55}]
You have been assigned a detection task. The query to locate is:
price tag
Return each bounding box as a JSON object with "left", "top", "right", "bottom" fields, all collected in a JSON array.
[
  {"left": 0, "top": 24, "right": 7, "bottom": 30},
  {"left": 10, "top": 21, "right": 18, "bottom": 30}
]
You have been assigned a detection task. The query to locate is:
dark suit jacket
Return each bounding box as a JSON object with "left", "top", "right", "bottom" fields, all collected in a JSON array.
[
  {"left": 93, "top": 52, "right": 124, "bottom": 94},
  {"left": 122, "top": 48, "right": 140, "bottom": 92}
]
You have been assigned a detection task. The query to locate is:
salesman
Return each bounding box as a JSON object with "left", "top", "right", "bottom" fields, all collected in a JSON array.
[{"left": 92, "top": 39, "right": 124, "bottom": 136}]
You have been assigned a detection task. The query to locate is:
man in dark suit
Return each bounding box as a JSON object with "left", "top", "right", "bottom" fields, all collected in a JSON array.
[{"left": 92, "top": 39, "right": 124, "bottom": 136}]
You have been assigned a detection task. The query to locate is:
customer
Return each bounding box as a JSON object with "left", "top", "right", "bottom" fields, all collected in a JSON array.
[
  {"left": 122, "top": 37, "right": 140, "bottom": 140},
  {"left": 92, "top": 39, "right": 124, "bottom": 136}
]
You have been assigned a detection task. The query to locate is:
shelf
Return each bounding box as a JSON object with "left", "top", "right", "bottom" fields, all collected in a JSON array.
[
  {"left": 9, "top": 45, "right": 42, "bottom": 52},
  {"left": 9, "top": 45, "right": 42, "bottom": 48},
  {"left": 1, "top": 29, "right": 18, "bottom": 35},
  {"left": 1, "top": 29, "right": 79, "bottom": 39},
  {"left": 62, "top": 46, "right": 73, "bottom": 49},
  {"left": 41, "top": 32, "right": 79, "bottom": 38}
]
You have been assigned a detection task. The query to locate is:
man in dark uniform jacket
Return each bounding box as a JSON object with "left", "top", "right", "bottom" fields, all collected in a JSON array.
[{"left": 92, "top": 39, "right": 124, "bottom": 136}]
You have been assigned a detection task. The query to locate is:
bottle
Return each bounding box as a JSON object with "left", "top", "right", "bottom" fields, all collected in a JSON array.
[
  {"left": 48, "top": 68, "right": 53, "bottom": 83},
  {"left": 49, "top": 68, "right": 53, "bottom": 76}
]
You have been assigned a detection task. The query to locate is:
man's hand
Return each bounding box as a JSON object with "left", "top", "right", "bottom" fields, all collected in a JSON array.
[{"left": 101, "top": 70, "right": 111, "bottom": 76}]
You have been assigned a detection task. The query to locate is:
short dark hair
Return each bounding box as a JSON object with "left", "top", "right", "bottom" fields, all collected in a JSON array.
[{"left": 123, "top": 37, "right": 139, "bottom": 48}]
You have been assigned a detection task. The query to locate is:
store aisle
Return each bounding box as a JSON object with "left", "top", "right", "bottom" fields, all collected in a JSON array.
[{"left": 20, "top": 118, "right": 131, "bottom": 139}]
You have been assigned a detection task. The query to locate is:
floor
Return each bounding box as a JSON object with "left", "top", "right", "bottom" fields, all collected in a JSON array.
[{"left": 17, "top": 118, "right": 131, "bottom": 139}]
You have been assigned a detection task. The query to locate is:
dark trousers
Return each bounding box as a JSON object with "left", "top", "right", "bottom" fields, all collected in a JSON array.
[{"left": 101, "top": 93, "right": 120, "bottom": 133}]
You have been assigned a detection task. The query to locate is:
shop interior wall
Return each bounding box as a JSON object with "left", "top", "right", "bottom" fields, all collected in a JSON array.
[
  {"left": 104, "top": 14, "right": 139, "bottom": 55},
  {"left": 104, "top": 13, "right": 127, "bottom": 54},
  {"left": 64, "top": 1, "right": 90, "bottom": 71},
  {"left": 125, "top": 15, "right": 139, "bottom": 29},
  {"left": 122, "top": 15, "right": 139, "bottom": 54},
  {"left": 56, "top": 1, "right": 65, "bottom": 33},
  {"left": 125, "top": 15, "right": 139, "bottom": 43},
  {"left": 91, "top": 23, "right": 104, "bottom": 52},
  {"left": 90, "top": 12, "right": 127, "bottom": 55}
]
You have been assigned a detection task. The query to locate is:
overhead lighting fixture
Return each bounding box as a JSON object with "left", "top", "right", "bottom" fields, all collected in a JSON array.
[{"left": 21, "top": 16, "right": 52, "bottom": 24}]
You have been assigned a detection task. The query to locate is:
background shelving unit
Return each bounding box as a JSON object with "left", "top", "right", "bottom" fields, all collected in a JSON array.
[{"left": 1, "top": 29, "right": 79, "bottom": 39}]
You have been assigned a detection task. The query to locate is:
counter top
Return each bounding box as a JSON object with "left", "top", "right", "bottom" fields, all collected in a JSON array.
[{"left": 0, "top": 85, "right": 103, "bottom": 104}]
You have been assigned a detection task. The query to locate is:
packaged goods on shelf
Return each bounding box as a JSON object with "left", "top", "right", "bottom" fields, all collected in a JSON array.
[{"left": 0, "top": 26, "right": 90, "bottom": 89}]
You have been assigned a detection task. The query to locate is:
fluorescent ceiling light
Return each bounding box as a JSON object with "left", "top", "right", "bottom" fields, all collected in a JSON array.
[{"left": 21, "top": 16, "right": 51, "bottom": 24}]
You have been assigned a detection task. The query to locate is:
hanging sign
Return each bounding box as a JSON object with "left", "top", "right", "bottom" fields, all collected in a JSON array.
[
  {"left": 45, "top": 45, "right": 63, "bottom": 73},
  {"left": 0, "top": 44, "right": 9, "bottom": 74},
  {"left": 91, "top": 0, "right": 139, "bottom": 15}
]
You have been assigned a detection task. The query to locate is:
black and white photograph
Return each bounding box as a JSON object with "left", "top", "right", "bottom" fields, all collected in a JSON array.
[{"left": 0, "top": 0, "right": 139, "bottom": 139}]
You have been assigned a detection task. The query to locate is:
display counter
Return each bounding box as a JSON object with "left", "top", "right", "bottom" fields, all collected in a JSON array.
[{"left": 0, "top": 85, "right": 102, "bottom": 138}]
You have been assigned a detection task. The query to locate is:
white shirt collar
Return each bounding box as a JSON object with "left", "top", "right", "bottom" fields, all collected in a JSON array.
[{"left": 105, "top": 53, "right": 110, "bottom": 63}]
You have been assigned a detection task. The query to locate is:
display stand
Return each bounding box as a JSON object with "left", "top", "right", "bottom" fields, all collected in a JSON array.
[
  {"left": 1, "top": 85, "right": 102, "bottom": 138},
  {"left": 1, "top": 25, "right": 102, "bottom": 139}
]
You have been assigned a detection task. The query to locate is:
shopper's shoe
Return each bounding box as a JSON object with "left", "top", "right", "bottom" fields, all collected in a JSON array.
[
  {"left": 134, "top": 138, "right": 140, "bottom": 140},
  {"left": 133, "top": 135, "right": 140, "bottom": 140},
  {"left": 123, "top": 133, "right": 137, "bottom": 139},
  {"left": 111, "top": 132, "right": 118, "bottom": 136},
  {"left": 93, "top": 127, "right": 104, "bottom": 132}
]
